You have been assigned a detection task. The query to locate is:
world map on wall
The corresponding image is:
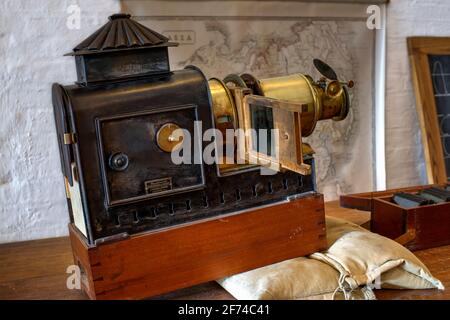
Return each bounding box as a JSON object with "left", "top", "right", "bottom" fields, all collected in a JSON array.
[{"left": 140, "top": 18, "right": 375, "bottom": 200}]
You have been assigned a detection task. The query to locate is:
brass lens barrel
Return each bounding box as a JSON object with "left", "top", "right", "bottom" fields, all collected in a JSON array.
[
  {"left": 208, "top": 78, "right": 238, "bottom": 131},
  {"left": 208, "top": 72, "right": 350, "bottom": 138},
  {"left": 259, "top": 74, "right": 349, "bottom": 137},
  {"left": 208, "top": 78, "right": 239, "bottom": 170},
  {"left": 258, "top": 74, "right": 319, "bottom": 137}
]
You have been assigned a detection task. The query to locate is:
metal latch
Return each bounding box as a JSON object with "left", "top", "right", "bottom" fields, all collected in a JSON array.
[{"left": 63, "top": 133, "right": 77, "bottom": 145}]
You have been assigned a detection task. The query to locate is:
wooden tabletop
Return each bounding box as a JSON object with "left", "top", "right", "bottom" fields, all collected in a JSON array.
[{"left": 0, "top": 201, "right": 448, "bottom": 300}]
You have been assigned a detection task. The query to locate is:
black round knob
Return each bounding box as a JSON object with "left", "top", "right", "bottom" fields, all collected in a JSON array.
[{"left": 109, "top": 153, "right": 129, "bottom": 171}]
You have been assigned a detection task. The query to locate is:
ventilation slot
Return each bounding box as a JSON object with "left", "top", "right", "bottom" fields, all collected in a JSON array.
[
  {"left": 268, "top": 182, "right": 273, "bottom": 194},
  {"left": 138, "top": 207, "right": 158, "bottom": 220},
  {"left": 298, "top": 176, "right": 303, "bottom": 187},
  {"left": 185, "top": 200, "right": 192, "bottom": 211},
  {"left": 169, "top": 203, "right": 175, "bottom": 215},
  {"left": 202, "top": 195, "right": 208, "bottom": 207},
  {"left": 219, "top": 192, "right": 225, "bottom": 204},
  {"left": 132, "top": 211, "right": 139, "bottom": 223},
  {"left": 235, "top": 189, "right": 241, "bottom": 201},
  {"left": 252, "top": 185, "right": 257, "bottom": 197},
  {"left": 282, "top": 178, "right": 288, "bottom": 190}
]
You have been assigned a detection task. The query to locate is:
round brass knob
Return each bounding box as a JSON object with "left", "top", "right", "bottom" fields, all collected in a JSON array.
[
  {"left": 346, "top": 80, "right": 355, "bottom": 88},
  {"left": 156, "top": 123, "right": 184, "bottom": 153},
  {"left": 325, "top": 80, "right": 343, "bottom": 97}
]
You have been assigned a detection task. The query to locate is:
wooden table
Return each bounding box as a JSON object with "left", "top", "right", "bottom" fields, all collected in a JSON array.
[{"left": 0, "top": 202, "right": 448, "bottom": 300}]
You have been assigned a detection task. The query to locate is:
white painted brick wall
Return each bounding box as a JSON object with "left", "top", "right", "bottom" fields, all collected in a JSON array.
[
  {"left": 0, "top": 0, "right": 120, "bottom": 243},
  {"left": 0, "top": 0, "right": 448, "bottom": 243}
]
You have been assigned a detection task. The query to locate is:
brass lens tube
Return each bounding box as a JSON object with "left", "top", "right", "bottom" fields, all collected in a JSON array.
[
  {"left": 209, "top": 73, "right": 350, "bottom": 137},
  {"left": 258, "top": 74, "right": 349, "bottom": 137},
  {"left": 207, "top": 71, "right": 351, "bottom": 174}
]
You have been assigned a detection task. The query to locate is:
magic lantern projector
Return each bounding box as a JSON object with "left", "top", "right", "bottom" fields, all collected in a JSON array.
[{"left": 52, "top": 14, "right": 353, "bottom": 299}]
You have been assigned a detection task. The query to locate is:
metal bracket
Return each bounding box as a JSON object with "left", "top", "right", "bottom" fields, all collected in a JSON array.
[{"left": 94, "top": 232, "right": 129, "bottom": 246}]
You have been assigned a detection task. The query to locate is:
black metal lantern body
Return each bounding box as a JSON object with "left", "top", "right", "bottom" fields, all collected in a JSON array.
[{"left": 52, "top": 14, "right": 316, "bottom": 244}]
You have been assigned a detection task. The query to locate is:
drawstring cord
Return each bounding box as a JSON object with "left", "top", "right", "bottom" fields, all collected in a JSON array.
[
  {"left": 332, "top": 273, "right": 354, "bottom": 300},
  {"left": 331, "top": 273, "right": 376, "bottom": 300}
]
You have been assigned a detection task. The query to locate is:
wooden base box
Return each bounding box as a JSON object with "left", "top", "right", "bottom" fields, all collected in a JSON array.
[
  {"left": 340, "top": 184, "right": 450, "bottom": 251},
  {"left": 69, "top": 193, "right": 326, "bottom": 299}
]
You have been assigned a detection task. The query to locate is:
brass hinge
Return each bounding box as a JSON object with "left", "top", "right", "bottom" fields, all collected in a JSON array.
[
  {"left": 63, "top": 133, "right": 77, "bottom": 145},
  {"left": 64, "top": 176, "right": 71, "bottom": 199}
]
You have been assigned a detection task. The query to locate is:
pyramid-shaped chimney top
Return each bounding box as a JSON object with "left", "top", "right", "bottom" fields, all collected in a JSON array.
[
  {"left": 69, "top": 13, "right": 177, "bottom": 56},
  {"left": 69, "top": 14, "right": 177, "bottom": 85}
]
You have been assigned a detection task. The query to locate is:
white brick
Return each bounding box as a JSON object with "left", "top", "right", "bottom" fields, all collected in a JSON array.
[{"left": 0, "top": 0, "right": 120, "bottom": 243}]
